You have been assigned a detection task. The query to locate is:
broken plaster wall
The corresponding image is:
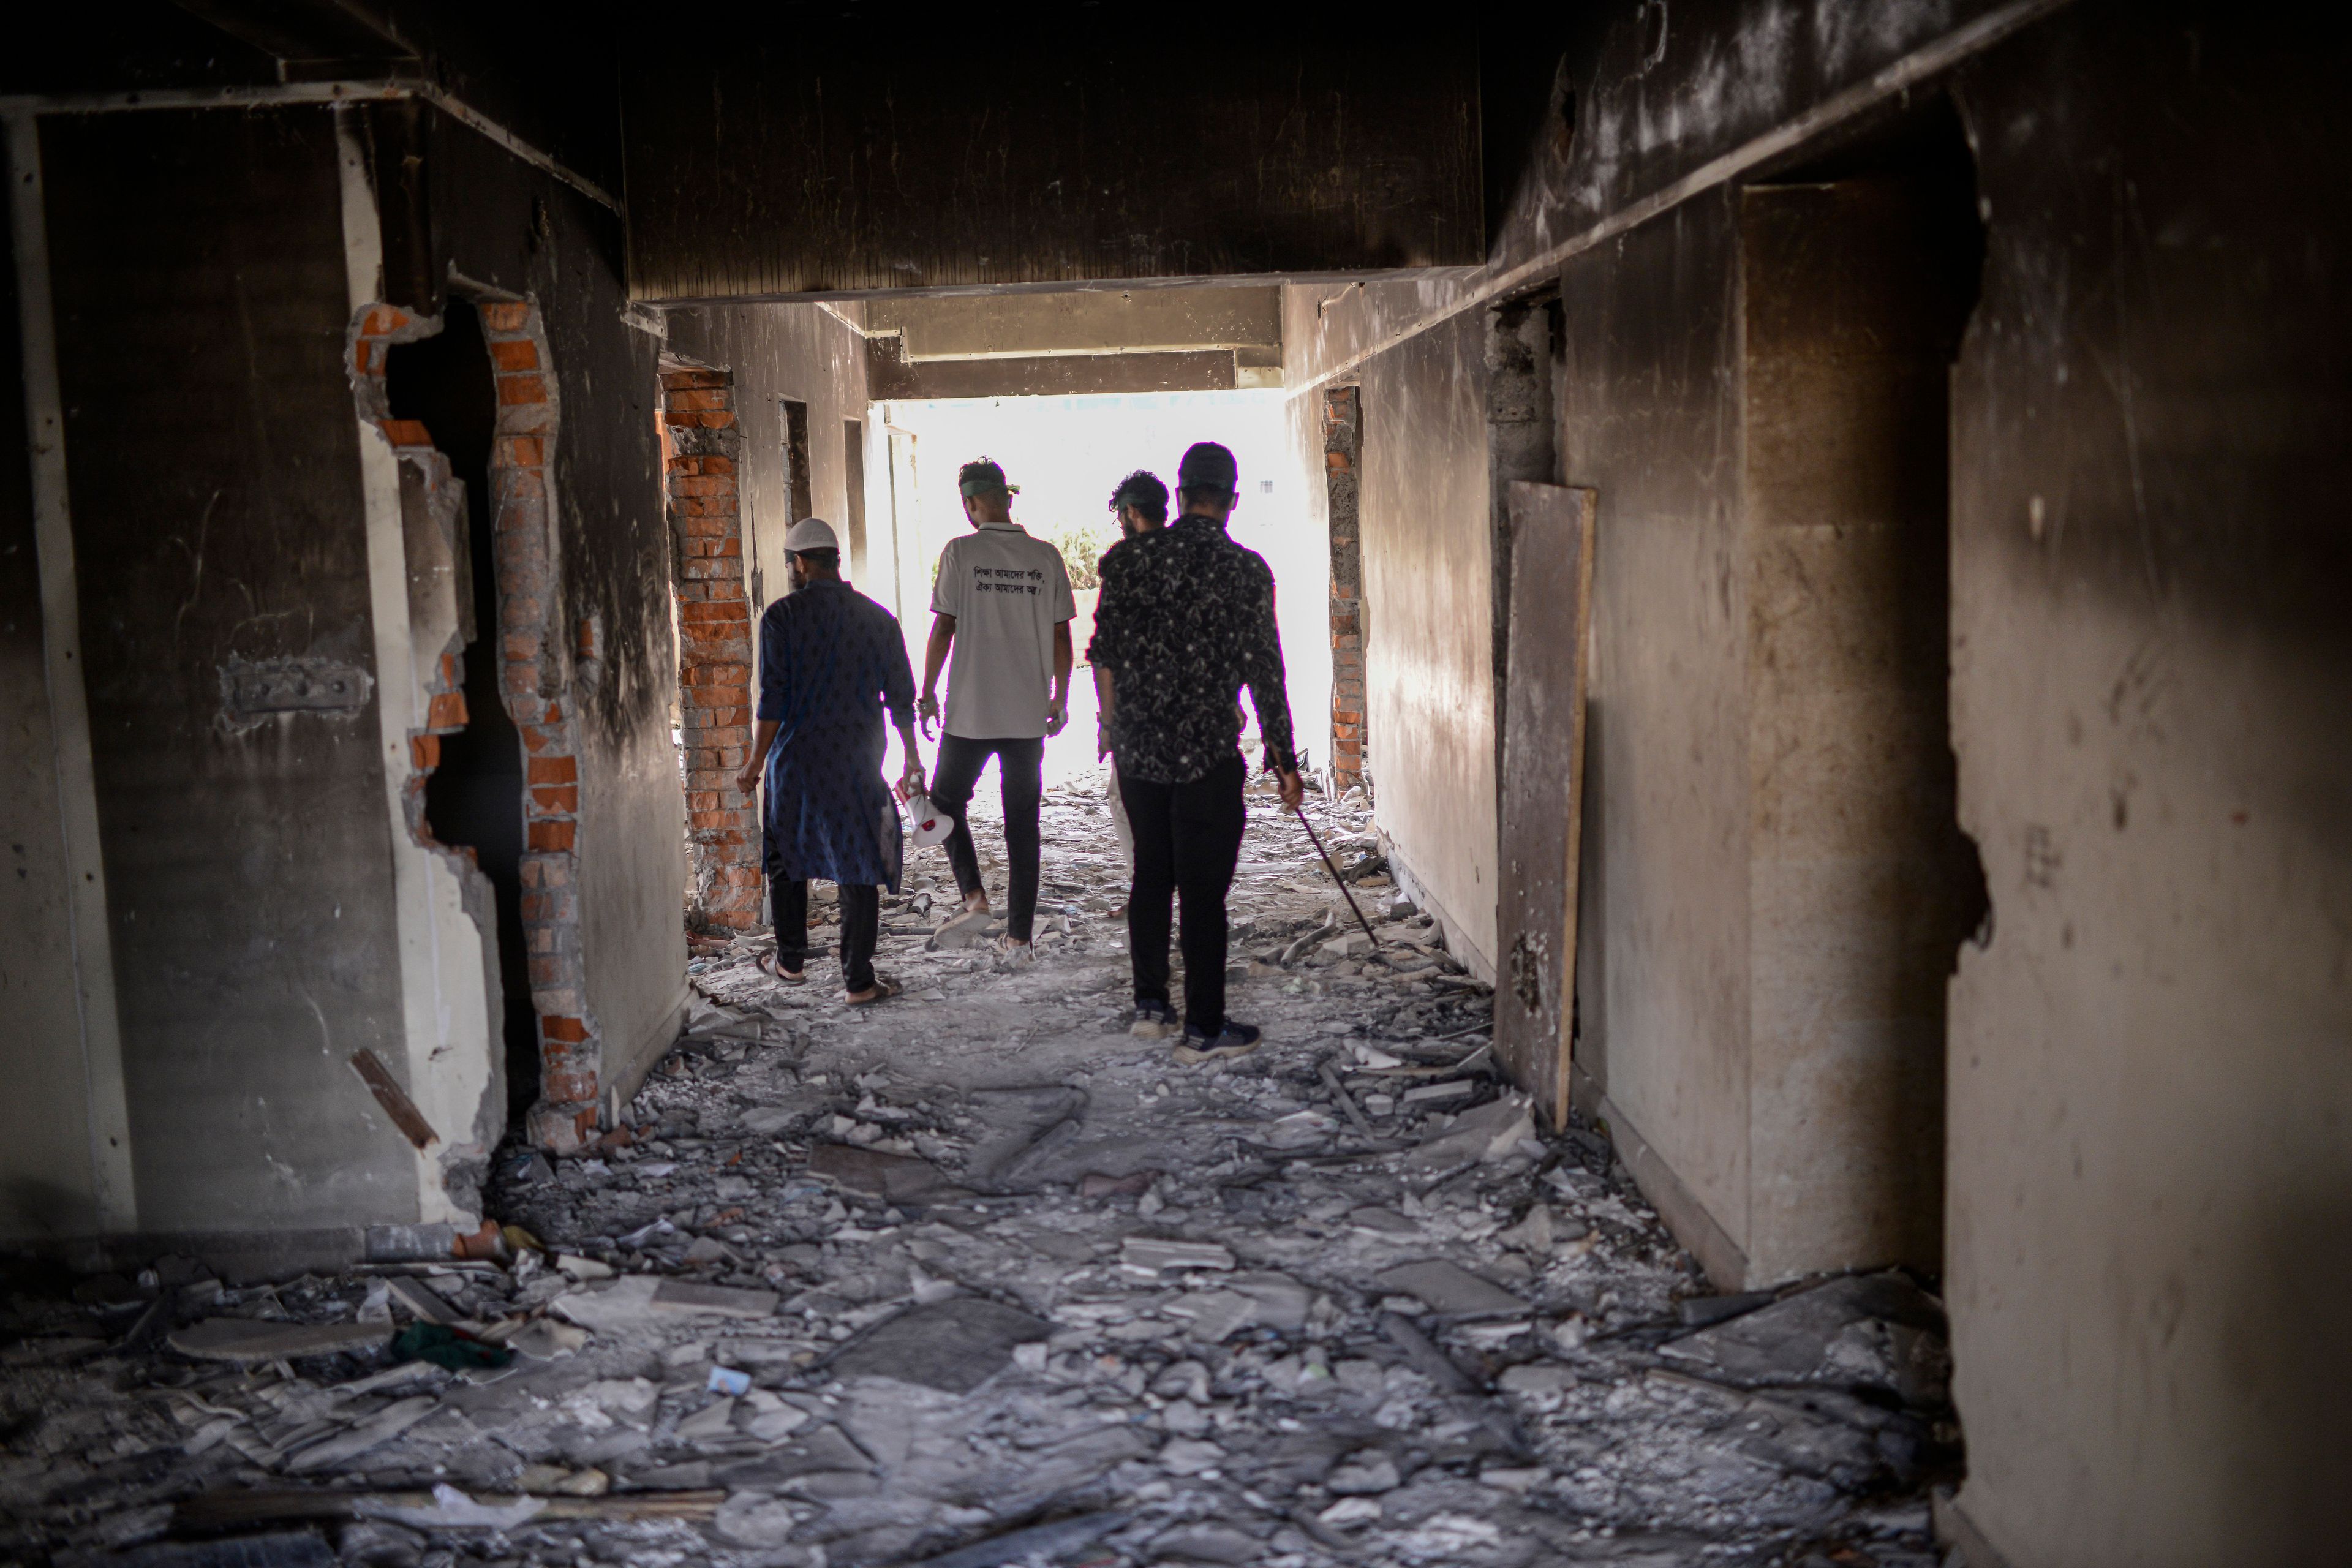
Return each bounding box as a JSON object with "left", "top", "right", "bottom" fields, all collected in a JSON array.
[
  {"left": 377, "top": 102, "right": 686, "bottom": 1130},
  {"left": 0, "top": 94, "right": 679, "bottom": 1253}
]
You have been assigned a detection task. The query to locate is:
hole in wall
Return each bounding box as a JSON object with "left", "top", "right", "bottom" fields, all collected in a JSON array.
[{"left": 383, "top": 301, "right": 541, "bottom": 1130}]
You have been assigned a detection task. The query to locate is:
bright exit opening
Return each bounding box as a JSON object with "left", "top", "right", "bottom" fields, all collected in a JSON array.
[{"left": 857, "top": 390, "right": 1329, "bottom": 794}]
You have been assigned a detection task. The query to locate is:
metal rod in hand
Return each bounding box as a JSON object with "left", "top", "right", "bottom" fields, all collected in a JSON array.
[{"left": 1294, "top": 804, "right": 1382, "bottom": 950}]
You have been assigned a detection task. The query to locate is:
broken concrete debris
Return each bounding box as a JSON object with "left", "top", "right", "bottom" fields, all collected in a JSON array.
[
  {"left": 1, "top": 770, "right": 1953, "bottom": 1567},
  {"left": 165, "top": 1319, "right": 390, "bottom": 1363},
  {"left": 825, "top": 1296, "right": 1052, "bottom": 1393},
  {"left": 1120, "top": 1237, "right": 1237, "bottom": 1273}
]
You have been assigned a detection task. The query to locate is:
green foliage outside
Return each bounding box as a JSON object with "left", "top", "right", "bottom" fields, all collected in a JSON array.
[{"left": 1041, "top": 519, "right": 1118, "bottom": 590}]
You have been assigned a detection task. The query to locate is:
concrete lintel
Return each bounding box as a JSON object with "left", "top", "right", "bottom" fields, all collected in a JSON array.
[
  {"left": 1597, "top": 1092, "right": 1750, "bottom": 1292},
  {"left": 868, "top": 286, "right": 1280, "bottom": 363},
  {"left": 0, "top": 81, "right": 616, "bottom": 213},
  {"left": 644, "top": 269, "right": 1438, "bottom": 311},
  {"left": 866, "top": 344, "right": 1240, "bottom": 401}
]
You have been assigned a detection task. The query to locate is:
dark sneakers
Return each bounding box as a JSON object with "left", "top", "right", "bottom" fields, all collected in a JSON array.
[
  {"left": 1129, "top": 1000, "right": 1179, "bottom": 1039},
  {"left": 1173, "top": 1020, "right": 1263, "bottom": 1064}
]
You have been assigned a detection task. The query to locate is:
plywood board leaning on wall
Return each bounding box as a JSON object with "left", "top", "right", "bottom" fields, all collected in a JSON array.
[{"left": 1494, "top": 484, "right": 1596, "bottom": 1129}]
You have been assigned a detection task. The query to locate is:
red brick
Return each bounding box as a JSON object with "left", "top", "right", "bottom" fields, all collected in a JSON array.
[
  {"left": 528, "top": 755, "right": 578, "bottom": 783},
  {"left": 498, "top": 436, "right": 545, "bottom": 467},
  {"left": 491, "top": 339, "right": 540, "bottom": 371},
  {"left": 497, "top": 375, "right": 549, "bottom": 406},
  {"left": 364, "top": 305, "right": 409, "bottom": 336},
  {"left": 529, "top": 819, "right": 577, "bottom": 851},
  {"left": 531, "top": 785, "right": 579, "bottom": 813},
  {"left": 410, "top": 734, "right": 440, "bottom": 769},
  {"left": 426, "top": 691, "right": 468, "bottom": 728},
  {"left": 543, "top": 1068, "right": 598, "bottom": 1102},
  {"left": 352, "top": 340, "right": 376, "bottom": 375},
  {"left": 479, "top": 303, "right": 529, "bottom": 331},
  {"left": 383, "top": 418, "right": 434, "bottom": 448}
]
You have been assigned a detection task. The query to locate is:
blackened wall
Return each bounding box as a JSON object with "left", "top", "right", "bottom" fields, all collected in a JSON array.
[
  {"left": 1942, "top": 8, "right": 2352, "bottom": 1560},
  {"left": 373, "top": 101, "right": 685, "bottom": 1099},
  {"left": 1291, "top": 2, "right": 2352, "bottom": 1560},
  {"left": 40, "top": 108, "right": 415, "bottom": 1232},
  {"left": 1558, "top": 194, "right": 1752, "bottom": 1268},
  {"left": 0, "top": 144, "right": 105, "bottom": 1240}
]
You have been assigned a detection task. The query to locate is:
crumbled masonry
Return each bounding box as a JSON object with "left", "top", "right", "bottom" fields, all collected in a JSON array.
[{"left": 1, "top": 770, "right": 1957, "bottom": 1566}]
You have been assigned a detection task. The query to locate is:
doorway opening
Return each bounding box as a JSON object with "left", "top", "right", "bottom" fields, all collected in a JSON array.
[
  {"left": 384, "top": 301, "right": 539, "bottom": 1129},
  {"left": 873, "top": 389, "right": 1308, "bottom": 794}
]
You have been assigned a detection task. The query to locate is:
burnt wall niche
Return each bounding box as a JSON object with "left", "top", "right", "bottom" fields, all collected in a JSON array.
[{"left": 383, "top": 303, "right": 539, "bottom": 1128}]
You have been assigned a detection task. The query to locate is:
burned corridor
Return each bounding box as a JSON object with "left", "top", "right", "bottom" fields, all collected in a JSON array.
[{"left": 5, "top": 6, "right": 2351, "bottom": 1568}]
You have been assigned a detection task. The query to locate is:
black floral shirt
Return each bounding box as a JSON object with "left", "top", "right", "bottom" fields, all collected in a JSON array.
[{"left": 1088, "top": 514, "right": 1298, "bottom": 784}]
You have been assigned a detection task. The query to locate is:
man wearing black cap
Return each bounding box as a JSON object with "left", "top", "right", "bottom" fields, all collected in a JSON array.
[{"left": 1090, "top": 442, "right": 1303, "bottom": 1058}]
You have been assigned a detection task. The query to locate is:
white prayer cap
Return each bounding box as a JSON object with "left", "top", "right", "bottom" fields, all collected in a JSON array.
[{"left": 785, "top": 516, "right": 839, "bottom": 553}]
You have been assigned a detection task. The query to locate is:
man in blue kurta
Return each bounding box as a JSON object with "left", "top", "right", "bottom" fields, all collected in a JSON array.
[{"left": 732, "top": 518, "right": 923, "bottom": 1003}]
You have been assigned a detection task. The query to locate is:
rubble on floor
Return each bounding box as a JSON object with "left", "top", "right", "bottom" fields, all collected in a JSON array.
[{"left": 1, "top": 769, "right": 1958, "bottom": 1567}]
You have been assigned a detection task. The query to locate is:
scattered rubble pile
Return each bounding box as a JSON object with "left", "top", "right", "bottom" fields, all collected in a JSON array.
[{"left": 1, "top": 771, "right": 1959, "bottom": 1567}]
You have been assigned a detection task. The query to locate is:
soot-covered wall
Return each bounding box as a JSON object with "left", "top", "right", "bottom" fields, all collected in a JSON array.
[
  {"left": 373, "top": 102, "right": 684, "bottom": 1107},
  {"left": 1942, "top": 9, "right": 2352, "bottom": 1561},
  {"left": 40, "top": 108, "right": 416, "bottom": 1235}
]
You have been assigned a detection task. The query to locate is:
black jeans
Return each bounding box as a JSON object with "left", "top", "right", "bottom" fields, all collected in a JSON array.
[
  {"left": 930, "top": 734, "right": 1044, "bottom": 942},
  {"left": 1120, "top": 753, "right": 1246, "bottom": 1036},
  {"left": 771, "top": 878, "right": 881, "bottom": 993}
]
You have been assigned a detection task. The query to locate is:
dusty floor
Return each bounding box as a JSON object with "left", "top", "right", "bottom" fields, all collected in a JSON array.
[{"left": 1, "top": 769, "right": 1958, "bottom": 1567}]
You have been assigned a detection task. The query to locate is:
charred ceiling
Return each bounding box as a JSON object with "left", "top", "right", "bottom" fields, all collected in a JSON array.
[{"left": 617, "top": 12, "right": 1485, "bottom": 301}]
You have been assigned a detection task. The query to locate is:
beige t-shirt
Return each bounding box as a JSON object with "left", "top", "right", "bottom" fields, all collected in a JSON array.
[{"left": 930, "top": 522, "right": 1076, "bottom": 740}]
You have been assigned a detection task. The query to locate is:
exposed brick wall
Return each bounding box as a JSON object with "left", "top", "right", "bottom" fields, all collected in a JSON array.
[
  {"left": 1325, "top": 385, "right": 1368, "bottom": 797},
  {"left": 658, "top": 366, "right": 762, "bottom": 932},
  {"left": 351, "top": 297, "right": 604, "bottom": 1155}
]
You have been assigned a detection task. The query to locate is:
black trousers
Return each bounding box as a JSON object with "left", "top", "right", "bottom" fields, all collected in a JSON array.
[
  {"left": 771, "top": 878, "right": 880, "bottom": 993},
  {"left": 930, "top": 734, "right": 1044, "bottom": 942},
  {"left": 1120, "top": 753, "right": 1246, "bottom": 1035}
]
